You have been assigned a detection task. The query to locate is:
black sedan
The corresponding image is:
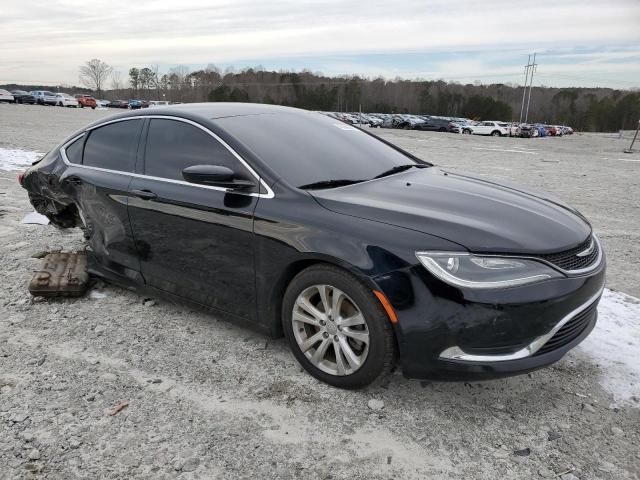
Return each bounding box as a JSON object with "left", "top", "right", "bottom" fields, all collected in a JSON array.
[
  {"left": 20, "top": 104, "right": 605, "bottom": 388},
  {"left": 413, "top": 117, "right": 451, "bottom": 132},
  {"left": 11, "top": 90, "right": 36, "bottom": 104},
  {"left": 107, "top": 99, "right": 129, "bottom": 109}
]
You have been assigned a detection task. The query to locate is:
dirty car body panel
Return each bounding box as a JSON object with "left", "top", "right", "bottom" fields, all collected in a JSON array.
[{"left": 22, "top": 103, "right": 605, "bottom": 382}]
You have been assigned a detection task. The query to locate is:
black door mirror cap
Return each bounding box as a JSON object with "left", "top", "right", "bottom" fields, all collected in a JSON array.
[{"left": 182, "top": 165, "right": 256, "bottom": 190}]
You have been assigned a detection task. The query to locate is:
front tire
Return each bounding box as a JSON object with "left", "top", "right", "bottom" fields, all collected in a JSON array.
[
  {"left": 282, "top": 264, "right": 395, "bottom": 389},
  {"left": 491, "top": 130, "right": 501, "bottom": 136}
]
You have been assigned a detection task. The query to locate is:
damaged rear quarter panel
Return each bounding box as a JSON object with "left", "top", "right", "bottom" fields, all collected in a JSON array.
[
  {"left": 23, "top": 150, "right": 81, "bottom": 227},
  {"left": 22, "top": 137, "right": 141, "bottom": 278}
]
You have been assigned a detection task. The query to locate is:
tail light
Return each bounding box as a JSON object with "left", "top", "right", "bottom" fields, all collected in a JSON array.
[{"left": 18, "top": 170, "right": 26, "bottom": 186}]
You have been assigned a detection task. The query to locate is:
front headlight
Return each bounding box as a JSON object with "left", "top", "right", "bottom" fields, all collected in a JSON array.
[{"left": 415, "top": 251, "right": 563, "bottom": 289}]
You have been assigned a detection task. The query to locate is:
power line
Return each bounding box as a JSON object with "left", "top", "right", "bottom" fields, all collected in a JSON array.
[
  {"left": 525, "top": 53, "right": 538, "bottom": 123},
  {"left": 519, "top": 55, "right": 532, "bottom": 123}
]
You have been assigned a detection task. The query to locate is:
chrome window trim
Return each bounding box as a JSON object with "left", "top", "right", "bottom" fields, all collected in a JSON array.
[
  {"left": 439, "top": 284, "right": 604, "bottom": 362},
  {"left": 60, "top": 115, "right": 275, "bottom": 199}
]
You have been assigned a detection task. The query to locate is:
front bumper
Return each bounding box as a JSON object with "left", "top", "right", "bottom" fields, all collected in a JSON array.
[{"left": 374, "top": 258, "right": 605, "bottom": 380}]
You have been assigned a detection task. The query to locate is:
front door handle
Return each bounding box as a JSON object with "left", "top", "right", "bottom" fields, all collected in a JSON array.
[{"left": 130, "top": 189, "right": 157, "bottom": 200}]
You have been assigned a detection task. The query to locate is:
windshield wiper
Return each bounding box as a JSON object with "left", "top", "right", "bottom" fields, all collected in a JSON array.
[
  {"left": 373, "top": 164, "right": 429, "bottom": 179},
  {"left": 298, "top": 179, "right": 364, "bottom": 190}
]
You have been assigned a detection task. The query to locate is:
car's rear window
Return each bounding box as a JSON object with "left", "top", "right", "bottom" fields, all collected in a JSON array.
[
  {"left": 83, "top": 119, "right": 142, "bottom": 172},
  {"left": 216, "top": 111, "right": 419, "bottom": 187}
]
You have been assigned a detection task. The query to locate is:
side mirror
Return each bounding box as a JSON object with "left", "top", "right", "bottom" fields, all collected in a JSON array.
[{"left": 182, "top": 165, "right": 255, "bottom": 190}]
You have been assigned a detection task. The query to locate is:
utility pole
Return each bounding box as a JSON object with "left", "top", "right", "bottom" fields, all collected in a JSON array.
[
  {"left": 524, "top": 53, "right": 537, "bottom": 123},
  {"left": 519, "top": 55, "right": 532, "bottom": 124}
]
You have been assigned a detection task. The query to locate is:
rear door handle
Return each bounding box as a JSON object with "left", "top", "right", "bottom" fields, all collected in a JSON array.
[{"left": 130, "top": 189, "right": 157, "bottom": 200}]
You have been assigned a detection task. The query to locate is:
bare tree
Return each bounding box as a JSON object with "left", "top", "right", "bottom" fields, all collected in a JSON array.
[
  {"left": 110, "top": 70, "right": 123, "bottom": 91},
  {"left": 79, "top": 59, "right": 113, "bottom": 97}
]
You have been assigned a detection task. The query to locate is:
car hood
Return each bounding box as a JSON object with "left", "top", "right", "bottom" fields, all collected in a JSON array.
[{"left": 309, "top": 168, "right": 591, "bottom": 254}]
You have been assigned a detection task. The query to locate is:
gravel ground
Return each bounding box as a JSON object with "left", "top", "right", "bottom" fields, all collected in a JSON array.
[{"left": 1, "top": 104, "right": 639, "bottom": 479}]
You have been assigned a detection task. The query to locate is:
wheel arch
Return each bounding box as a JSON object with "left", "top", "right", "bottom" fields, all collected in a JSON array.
[{"left": 261, "top": 255, "right": 378, "bottom": 338}]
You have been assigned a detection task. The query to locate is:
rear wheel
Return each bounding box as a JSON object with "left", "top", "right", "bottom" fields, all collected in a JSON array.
[
  {"left": 80, "top": 103, "right": 84, "bottom": 108},
  {"left": 282, "top": 265, "right": 395, "bottom": 388}
]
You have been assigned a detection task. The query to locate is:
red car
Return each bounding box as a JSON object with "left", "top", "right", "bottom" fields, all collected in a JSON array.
[{"left": 74, "top": 94, "right": 97, "bottom": 109}]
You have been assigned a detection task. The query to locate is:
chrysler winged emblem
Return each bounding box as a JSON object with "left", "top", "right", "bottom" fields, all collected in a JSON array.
[{"left": 576, "top": 239, "right": 595, "bottom": 257}]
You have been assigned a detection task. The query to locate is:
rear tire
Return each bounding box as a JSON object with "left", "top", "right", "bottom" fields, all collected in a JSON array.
[{"left": 282, "top": 264, "right": 395, "bottom": 389}]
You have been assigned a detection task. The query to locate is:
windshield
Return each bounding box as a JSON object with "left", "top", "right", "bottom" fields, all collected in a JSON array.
[{"left": 216, "top": 111, "right": 427, "bottom": 188}]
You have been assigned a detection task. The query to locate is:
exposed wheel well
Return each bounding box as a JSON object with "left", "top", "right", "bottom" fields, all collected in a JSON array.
[{"left": 28, "top": 192, "right": 82, "bottom": 229}]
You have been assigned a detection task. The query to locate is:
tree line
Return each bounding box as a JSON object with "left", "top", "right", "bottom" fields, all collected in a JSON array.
[{"left": 5, "top": 59, "right": 639, "bottom": 132}]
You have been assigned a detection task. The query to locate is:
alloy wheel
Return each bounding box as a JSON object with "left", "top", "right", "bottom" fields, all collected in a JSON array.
[{"left": 292, "top": 284, "right": 370, "bottom": 376}]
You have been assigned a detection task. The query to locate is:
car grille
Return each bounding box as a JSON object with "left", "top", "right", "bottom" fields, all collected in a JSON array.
[
  {"left": 534, "top": 236, "right": 599, "bottom": 272},
  {"left": 534, "top": 301, "right": 598, "bottom": 356}
]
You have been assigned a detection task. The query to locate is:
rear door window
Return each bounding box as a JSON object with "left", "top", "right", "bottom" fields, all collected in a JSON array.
[
  {"left": 83, "top": 119, "right": 142, "bottom": 172},
  {"left": 143, "top": 118, "right": 250, "bottom": 181},
  {"left": 64, "top": 136, "right": 84, "bottom": 164}
]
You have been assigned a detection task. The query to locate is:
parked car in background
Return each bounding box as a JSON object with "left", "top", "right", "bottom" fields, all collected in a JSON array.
[
  {"left": 128, "top": 99, "right": 143, "bottom": 109},
  {"left": 519, "top": 124, "right": 536, "bottom": 138},
  {"left": 107, "top": 100, "right": 129, "bottom": 109},
  {"left": 10, "top": 90, "right": 35, "bottom": 104},
  {"left": 96, "top": 99, "right": 110, "bottom": 108},
  {"left": 469, "top": 121, "right": 509, "bottom": 136},
  {"left": 368, "top": 116, "right": 383, "bottom": 128},
  {"left": 447, "top": 122, "right": 464, "bottom": 133},
  {"left": 55, "top": 93, "right": 79, "bottom": 107},
  {"left": 0, "top": 89, "right": 15, "bottom": 103},
  {"left": 148, "top": 100, "right": 171, "bottom": 108},
  {"left": 448, "top": 121, "right": 470, "bottom": 134},
  {"left": 31, "top": 91, "right": 57, "bottom": 105},
  {"left": 413, "top": 117, "right": 450, "bottom": 132},
  {"left": 75, "top": 94, "right": 97, "bottom": 109}
]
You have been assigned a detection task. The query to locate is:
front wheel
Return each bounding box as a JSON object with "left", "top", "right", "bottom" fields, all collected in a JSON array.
[
  {"left": 282, "top": 265, "right": 395, "bottom": 389},
  {"left": 491, "top": 130, "right": 501, "bottom": 136}
]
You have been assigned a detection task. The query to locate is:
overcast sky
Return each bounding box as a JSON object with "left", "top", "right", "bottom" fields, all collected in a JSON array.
[{"left": 2, "top": 0, "right": 640, "bottom": 89}]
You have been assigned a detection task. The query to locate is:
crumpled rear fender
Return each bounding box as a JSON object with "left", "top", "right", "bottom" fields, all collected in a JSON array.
[{"left": 22, "top": 152, "right": 81, "bottom": 229}]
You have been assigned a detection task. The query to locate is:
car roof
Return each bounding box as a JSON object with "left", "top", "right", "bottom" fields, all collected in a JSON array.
[
  {"left": 78, "top": 102, "right": 318, "bottom": 134},
  {"left": 119, "top": 102, "right": 305, "bottom": 119}
]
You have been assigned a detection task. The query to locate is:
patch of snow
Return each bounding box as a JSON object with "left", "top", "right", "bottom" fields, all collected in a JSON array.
[
  {"left": 578, "top": 289, "right": 640, "bottom": 407},
  {"left": 21, "top": 211, "right": 49, "bottom": 225},
  {"left": 0, "top": 148, "right": 41, "bottom": 171},
  {"left": 89, "top": 290, "right": 107, "bottom": 299}
]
